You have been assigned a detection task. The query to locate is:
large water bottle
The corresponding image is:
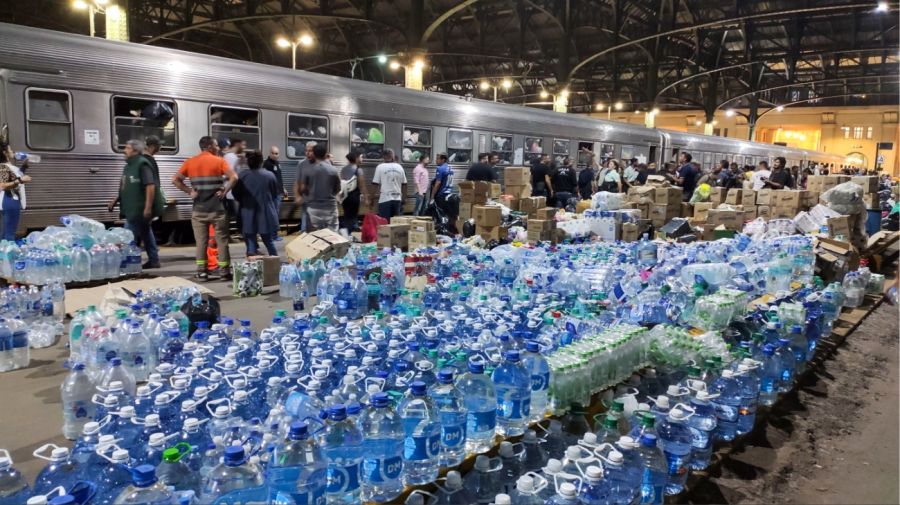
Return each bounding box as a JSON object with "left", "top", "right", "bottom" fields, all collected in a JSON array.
[
  {"left": 656, "top": 405, "right": 694, "bottom": 495},
  {"left": 60, "top": 362, "right": 97, "bottom": 440},
  {"left": 98, "top": 358, "right": 136, "bottom": 397},
  {"left": 636, "top": 434, "right": 667, "bottom": 505},
  {"left": 599, "top": 449, "right": 640, "bottom": 505},
  {"left": 71, "top": 245, "right": 91, "bottom": 282},
  {"left": 710, "top": 370, "right": 740, "bottom": 442},
  {"left": 268, "top": 421, "right": 328, "bottom": 505},
  {"left": 462, "top": 455, "right": 502, "bottom": 504},
  {"left": 156, "top": 444, "right": 201, "bottom": 494},
  {"left": 429, "top": 369, "right": 467, "bottom": 468},
  {"left": 521, "top": 429, "right": 548, "bottom": 472},
  {"left": 433, "top": 470, "right": 476, "bottom": 505},
  {"left": 522, "top": 341, "right": 550, "bottom": 423},
  {"left": 95, "top": 448, "right": 134, "bottom": 504},
  {"left": 686, "top": 390, "right": 718, "bottom": 470},
  {"left": 318, "top": 404, "right": 363, "bottom": 504},
  {"left": 112, "top": 464, "right": 175, "bottom": 505},
  {"left": 203, "top": 446, "right": 263, "bottom": 501},
  {"left": 508, "top": 474, "right": 546, "bottom": 505},
  {"left": 358, "top": 393, "right": 404, "bottom": 503},
  {"left": 492, "top": 350, "right": 531, "bottom": 437},
  {"left": 545, "top": 482, "right": 582, "bottom": 505},
  {"left": 0, "top": 449, "right": 31, "bottom": 505},
  {"left": 758, "top": 344, "right": 780, "bottom": 406},
  {"left": 121, "top": 322, "right": 154, "bottom": 382},
  {"left": 0, "top": 317, "right": 30, "bottom": 373},
  {"left": 579, "top": 464, "right": 610, "bottom": 505},
  {"left": 457, "top": 360, "right": 496, "bottom": 454},
  {"left": 774, "top": 338, "right": 797, "bottom": 393},
  {"left": 734, "top": 362, "right": 760, "bottom": 436},
  {"left": 398, "top": 381, "right": 441, "bottom": 486},
  {"left": 31, "top": 445, "right": 81, "bottom": 496}
]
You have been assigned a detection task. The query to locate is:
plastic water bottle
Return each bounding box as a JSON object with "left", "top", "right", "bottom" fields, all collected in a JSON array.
[
  {"left": 268, "top": 421, "right": 328, "bottom": 505},
  {"left": 498, "top": 441, "right": 523, "bottom": 495},
  {"left": 31, "top": 445, "right": 80, "bottom": 496},
  {"left": 156, "top": 445, "right": 201, "bottom": 494},
  {"left": 429, "top": 369, "right": 467, "bottom": 468},
  {"left": 508, "top": 474, "right": 546, "bottom": 505},
  {"left": 457, "top": 359, "right": 496, "bottom": 454},
  {"left": 112, "top": 464, "right": 175, "bottom": 504},
  {"left": 758, "top": 345, "right": 780, "bottom": 406},
  {"left": 636, "top": 434, "right": 667, "bottom": 505},
  {"left": 546, "top": 482, "right": 581, "bottom": 505},
  {"left": 121, "top": 322, "right": 154, "bottom": 382},
  {"left": 492, "top": 350, "right": 531, "bottom": 437},
  {"left": 71, "top": 245, "right": 91, "bottom": 282},
  {"left": 579, "top": 464, "right": 609, "bottom": 505},
  {"left": 774, "top": 339, "right": 796, "bottom": 393},
  {"left": 522, "top": 340, "right": 550, "bottom": 423},
  {"left": 96, "top": 448, "right": 134, "bottom": 504},
  {"left": 203, "top": 445, "right": 263, "bottom": 501},
  {"left": 434, "top": 470, "right": 476, "bottom": 505},
  {"left": 734, "top": 362, "right": 759, "bottom": 436},
  {"left": 60, "top": 362, "right": 97, "bottom": 440},
  {"left": 656, "top": 405, "right": 694, "bottom": 495},
  {"left": 462, "top": 455, "right": 502, "bottom": 504},
  {"left": 686, "top": 390, "right": 718, "bottom": 470},
  {"left": 0, "top": 317, "right": 30, "bottom": 372},
  {"left": 398, "top": 381, "right": 441, "bottom": 486},
  {"left": 710, "top": 370, "right": 740, "bottom": 442},
  {"left": 521, "top": 429, "right": 548, "bottom": 472},
  {"left": 358, "top": 393, "right": 403, "bottom": 503},
  {"left": 318, "top": 404, "right": 363, "bottom": 504},
  {"left": 599, "top": 449, "right": 640, "bottom": 505},
  {"left": 0, "top": 449, "right": 31, "bottom": 505}
]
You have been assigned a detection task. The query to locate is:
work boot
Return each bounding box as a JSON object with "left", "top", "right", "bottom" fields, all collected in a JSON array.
[{"left": 194, "top": 269, "right": 209, "bottom": 281}]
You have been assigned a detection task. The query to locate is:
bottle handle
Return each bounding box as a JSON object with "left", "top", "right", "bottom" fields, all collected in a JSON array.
[
  {"left": 405, "top": 489, "right": 436, "bottom": 504},
  {"left": 32, "top": 443, "right": 64, "bottom": 461},
  {"left": 525, "top": 471, "right": 549, "bottom": 494},
  {"left": 206, "top": 398, "right": 232, "bottom": 418}
]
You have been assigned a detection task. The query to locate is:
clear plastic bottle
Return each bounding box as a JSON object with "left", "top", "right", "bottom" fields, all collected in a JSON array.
[
  {"left": 522, "top": 340, "right": 550, "bottom": 423},
  {"left": 32, "top": 445, "right": 81, "bottom": 496},
  {"left": 358, "top": 393, "right": 404, "bottom": 503},
  {"left": 457, "top": 360, "right": 497, "bottom": 454},
  {"left": 429, "top": 369, "right": 468, "bottom": 468},
  {"left": 95, "top": 448, "right": 134, "bottom": 504},
  {"left": 545, "top": 482, "right": 581, "bottom": 505},
  {"left": 398, "top": 381, "right": 441, "bottom": 486},
  {"left": 0, "top": 449, "right": 31, "bottom": 505},
  {"left": 462, "top": 455, "right": 502, "bottom": 505},
  {"left": 636, "top": 434, "right": 667, "bottom": 505},
  {"left": 317, "top": 404, "right": 363, "bottom": 504},
  {"left": 156, "top": 445, "right": 201, "bottom": 494},
  {"left": 656, "top": 406, "right": 694, "bottom": 495},
  {"left": 112, "top": 464, "right": 175, "bottom": 505},
  {"left": 492, "top": 350, "right": 531, "bottom": 437},
  {"left": 202, "top": 445, "right": 263, "bottom": 501},
  {"left": 60, "top": 362, "right": 97, "bottom": 440},
  {"left": 268, "top": 421, "right": 327, "bottom": 505}
]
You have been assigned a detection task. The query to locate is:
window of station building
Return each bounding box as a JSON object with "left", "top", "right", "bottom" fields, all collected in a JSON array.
[
  {"left": 209, "top": 105, "right": 260, "bottom": 151},
  {"left": 26, "top": 88, "right": 73, "bottom": 151},
  {"left": 401, "top": 126, "right": 431, "bottom": 163},
  {"left": 841, "top": 126, "right": 851, "bottom": 139},
  {"left": 524, "top": 136, "right": 543, "bottom": 162},
  {"left": 447, "top": 128, "right": 473, "bottom": 164},
  {"left": 287, "top": 113, "right": 328, "bottom": 159},
  {"left": 853, "top": 126, "right": 864, "bottom": 140},
  {"left": 866, "top": 126, "right": 874, "bottom": 139},
  {"left": 577, "top": 142, "right": 593, "bottom": 167},
  {"left": 351, "top": 120, "right": 385, "bottom": 162},
  {"left": 553, "top": 139, "right": 570, "bottom": 165},
  {"left": 491, "top": 134, "right": 513, "bottom": 164},
  {"left": 112, "top": 96, "right": 177, "bottom": 153}
]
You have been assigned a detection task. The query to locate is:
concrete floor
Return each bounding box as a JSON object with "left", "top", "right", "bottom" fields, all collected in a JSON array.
[{"left": 0, "top": 239, "right": 897, "bottom": 505}]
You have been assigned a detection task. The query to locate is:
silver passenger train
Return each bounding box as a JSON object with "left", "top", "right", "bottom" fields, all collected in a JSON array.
[{"left": 0, "top": 23, "right": 845, "bottom": 232}]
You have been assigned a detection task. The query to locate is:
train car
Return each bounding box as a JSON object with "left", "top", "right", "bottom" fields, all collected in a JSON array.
[{"left": 0, "top": 23, "right": 844, "bottom": 233}]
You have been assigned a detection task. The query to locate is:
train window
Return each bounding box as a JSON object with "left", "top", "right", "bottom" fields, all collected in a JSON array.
[
  {"left": 401, "top": 126, "right": 431, "bottom": 163},
  {"left": 577, "top": 142, "right": 593, "bottom": 167},
  {"left": 524, "top": 136, "right": 543, "bottom": 163},
  {"left": 209, "top": 105, "right": 260, "bottom": 151},
  {"left": 553, "top": 139, "right": 570, "bottom": 164},
  {"left": 491, "top": 134, "right": 513, "bottom": 164},
  {"left": 287, "top": 113, "right": 328, "bottom": 158},
  {"left": 599, "top": 144, "right": 615, "bottom": 164},
  {"left": 621, "top": 145, "right": 634, "bottom": 161},
  {"left": 111, "top": 96, "right": 177, "bottom": 153},
  {"left": 447, "top": 128, "right": 472, "bottom": 164},
  {"left": 25, "top": 88, "right": 73, "bottom": 151},
  {"left": 351, "top": 120, "right": 385, "bottom": 162},
  {"left": 702, "top": 152, "right": 712, "bottom": 168}
]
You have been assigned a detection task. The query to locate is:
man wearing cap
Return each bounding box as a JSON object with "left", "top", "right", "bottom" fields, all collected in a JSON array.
[{"left": 371, "top": 148, "right": 407, "bottom": 220}]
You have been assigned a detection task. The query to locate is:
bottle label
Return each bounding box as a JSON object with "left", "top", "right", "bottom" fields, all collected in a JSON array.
[
  {"left": 362, "top": 455, "right": 403, "bottom": 483},
  {"left": 531, "top": 371, "right": 550, "bottom": 392},
  {"left": 640, "top": 469, "right": 664, "bottom": 504},
  {"left": 336, "top": 299, "right": 349, "bottom": 310},
  {"left": 496, "top": 398, "right": 530, "bottom": 420},
  {"left": 11, "top": 331, "right": 28, "bottom": 350},
  {"left": 63, "top": 400, "right": 90, "bottom": 422},
  {"left": 403, "top": 433, "right": 441, "bottom": 461},
  {"left": 467, "top": 409, "right": 496, "bottom": 434},
  {"left": 326, "top": 462, "right": 360, "bottom": 494},
  {"left": 441, "top": 423, "right": 466, "bottom": 448}
]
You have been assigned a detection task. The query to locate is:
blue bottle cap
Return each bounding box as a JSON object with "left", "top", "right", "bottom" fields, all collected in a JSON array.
[
  {"left": 762, "top": 344, "right": 775, "bottom": 355},
  {"left": 222, "top": 317, "right": 234, "bottom": 325},
  {"left": 223, "top": 445, "right": 245, "bottom": 466},
  {"left": 110, "top": 357, "right": 122, "bottom": 366},
  {"left": 437, "top": 369, "right": 454, "bottom": 384},
  {"left": 328, "top": 404, "right": 347, "bottom": 421},
  {"left": 73, "top": 362, "right": 86, "bottom": 371},
  {"left": 240, "top": 319, "right": 251, "bottom": 327},
  {"left": 467, "top": 360, "right": 485, "bottom": 374},
  {"left": 288, "top": 421, "right": 309, "bottom": 440},
  {"left": 131, "top": 464, "right": 157, "bottom": 487},
  {"left": 375, "top": 370, "right": 390, "bottom": 379},
  {"left": 410, "top": 381, "right": 427, "bottom": 396},
  {"left": 504, "top": 350, "right": 521, "bottom": 362},
  {"left": 790, "top": 324, "right": 803, "bottom": 334},
  {"left": 525, "top": 340, "right": 541, "bottom": 353},
  {"left": 639, "top": 433, "right": 658, "bottom": 447},
  {"left": 346, "top": 402, "right": 362, "bottom": 416},
  {"left": 394, "top": 361, "right": 409, "bottom": 372},
  {"left": 407, "top": 341, "right": 420, "bottom": 351},
  {"left": 196, "top": 321, "right": 210, "bottom": 329},
  {"left": 777, "top": 338, "right": 790, "bottom": 346},
  {"left": 371, "top": 392, "right": 390, "bottom": 407},
  {"left": 166, "top": 329, "right": 180, "bottom": 338}
]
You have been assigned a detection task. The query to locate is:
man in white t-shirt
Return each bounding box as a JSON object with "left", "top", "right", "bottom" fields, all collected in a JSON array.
[
  {"left": 371, "top": 148, "right": 407, "bottom": 220},
  {"left": 750, "top": 160, "right": 771, "bottom": 190}
]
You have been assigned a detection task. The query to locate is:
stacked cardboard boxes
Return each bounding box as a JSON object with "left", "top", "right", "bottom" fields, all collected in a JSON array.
[
  {"left": 393, "top": 216, "right": 436, "bottom": 248},
  {"left": 472, "top": 204, "right": 509, "bottom": 241},
  {"left": 504, "top": 167, "right": 532, "bottom": 201},
  {"left": 376, "top": 223, "right": 409, "bottom": 249},
  {"left": 650, "top": 187, "right": 682, "bottom": 227},
  {"left": 519, "top": 196, "right": 547, "bottom": 217},
  {"left": 706, "top": 208, "right": 746, "bottom": 230},
  {"left": 458, "top": 181, "right": 491, "bottom": 226}
]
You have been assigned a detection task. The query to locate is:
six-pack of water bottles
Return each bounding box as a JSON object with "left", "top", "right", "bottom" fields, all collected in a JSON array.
[{"left": 0, "top": 231, "right": 885, "bottom": 505}]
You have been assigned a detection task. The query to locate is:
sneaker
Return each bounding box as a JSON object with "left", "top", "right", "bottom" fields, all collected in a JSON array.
[
  {"left": 142, "top": 261, "right": 161, "bottom": 269},
  {"left": 194, "top": 270, "right": 209, "bottom": 281}
]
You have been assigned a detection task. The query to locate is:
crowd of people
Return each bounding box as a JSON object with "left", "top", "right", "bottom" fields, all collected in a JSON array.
[{"left": 102, "top": 136, "right": 891, "bottom": 282}]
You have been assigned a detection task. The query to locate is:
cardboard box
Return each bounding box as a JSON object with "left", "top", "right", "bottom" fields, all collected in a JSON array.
[
  {"left": 477, "top": 224, "right": 509, "bottom": 241},
  {"left": 826, "top": 215, "right": 851, "bottom": 239},
  {"left": 775, "top": 190, "right": 807, "bottom": 208},
  {"left": 528, "top": 219, "right": 556, "bottom": 232},
  {"left": 655, "top": 187, "right": 682, "bottom": 206},
  {"left": 725, "top": 189, "right": 744, "bottom": 205},
  {"left": 596, "top": 217, "right": 620, "bottom": 242},
  {"left": 504, "top": 167, "right": 531, "bottom": 186},
  {"left": 744, "top": 207, "right": 758, "bottom": 220},
  {"left": 473, "top": 205, "right": 502, "bottom": 227},
  {"left": 505, "top": 184, "right": 532, "bottom": 200},
  {"left": 286, "top": 229, "right": 351, "bottom": 263},
  {"left": 755, "top": 188, "right": 773, "bottom": 206},
  {"left": 526, "top": 228, "right": 555, "bottom": 243},
  {"left": 850, "top": 176, "right": 879, "bottom": 194},
  {"left": 650, "top": 204, "right": 679, "bottom": 227},
  {"left": 246, "top": 255, "right": 281, "bottom": 287},
  {"left": 459, "top": 181, "right": 491, "bottom": 204},
  {"left": 864, "top": 193, "right": 880, "bottom": 210},
  {"left": 535, "top": 207, "right": 557, "bottom": 220},
  {"left": 709, "top": 187, "right": 728, "bottom": 205},
  {"left": 802, "top": 191, "right": 819, "bottom": 208},
  {"left": 771, "top": 207, "right": 796, "bottom": 219},
  {"left": 408, "top": 229, "right": 436, "bottom": 249},
  {"left": 621, "top": 222, "right": 639, "bottom": 242},
  {"left": 377, "top": 223, "right": 409, "bottom": 249},
  {"left": 658, "top": 218, "right": 692, "bottom": 240},
  {"left": 680, "top": 202, "right": 693, "bottom": 218},
  {"left": 645, "top": 175, "right": 668, "bottom": 186},
  {"left": 519, "top": 197, "right": 546, "bottom": 215},
  {"left": 741, "top": 190, "right": 757, "bottom": 207},
  {"left": 757, "top": 204, "right": 771, "bottom": 219},
  {"left": 628, "top": 186, "right": 656, "bottom": 203},
  {"left": 576, "top": 200, "right": 592, "bottom": 213},
  {"left": 806, "top": 175, "right": 837, "bottom": 193},
  {"left": 707, "top": 208, "right": 746, "bottom": 230},
  {"left": 693, "top": 202, "right": 715, "bottom": 222},
  {"left": 815, "top": 237, "right": 859, "bottom": 283},
  {"left": 459, "top": 203, "right": 473, "bottom": 222},
  {"left": 490, "top": 183, "right": 502, "bottom": 199}
]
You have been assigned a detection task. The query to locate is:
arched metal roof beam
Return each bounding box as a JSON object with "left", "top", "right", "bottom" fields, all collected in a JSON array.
[
  {"left": 756, "top": 92, "right": 899, "bottom": 121},
  {"left": 420, "top": 0, "right": 482, "bottom": 45},
  {"left": 142, "top": 13, "right": 405, "bottom": 45},
  {"left": 718, "top": 73, "right": 899, "bottom": 109},
  {"left": 567, "top": 3, "right": 887, "bottom": 82}
]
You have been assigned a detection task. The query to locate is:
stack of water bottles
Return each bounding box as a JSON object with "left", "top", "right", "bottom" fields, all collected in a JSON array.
[
  {"left": 0, "top": 230, "right": 871, "bottom": 504},
  {"left": 0, "top": 281, "right": 66, "bottom": 372},
  {"left": 0, "top": 214, "right": 141, "bottom": 285}
]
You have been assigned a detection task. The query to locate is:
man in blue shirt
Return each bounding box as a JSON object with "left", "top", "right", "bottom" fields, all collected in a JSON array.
[
  {"left": 430, "top": 153, "right": 458, "bottom": 234},
  {"left": 675, "top": 151, "right": 698, "bottom": 201}
]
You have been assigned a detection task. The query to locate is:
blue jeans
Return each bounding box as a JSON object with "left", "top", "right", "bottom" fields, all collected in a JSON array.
[
  {"left": 125, "top": 217, "right": 159, "bottom": 264},
  {"left": 378, "top": 200, "right": 403, "bottom": 220},
  {"left": 245, "top": 233, "right": 277, "bottom": 256},
  {"left": 1, "top": 194, "right": 20, "bottom": 241},
  {"left": 414, "top": 193, "right": 428, "bottom": 216}
]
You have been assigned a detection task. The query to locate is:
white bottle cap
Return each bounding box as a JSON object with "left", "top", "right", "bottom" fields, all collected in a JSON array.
[
  {"left": 545, "top": 458, "right": 562, "bottom": 473},
  {"left": 474, "top": 455, "right": 490, "bottom": 471},
  {"left": 119, "top": 406, "right": 135, "bottom": 417},
  {"left": 108, "top": 381, "right": 123, "bottom": 391},
  {"left": 586, "top": 465, "right": 603, "bottom": 480},
  {"left": 51, "top": 447, "right": 69, "bottom": 459},
  {"left": 582, "top": 433, "right": 598, "bottom": 445},
  {"left": 608, "top": 450, "right": 624, "bottom": 465},
  {"left": 655, "top": 395, "right": 670, "bottom": 409},
  {"left": 560, "top": 483, "right": 577, "bottom": 498},
  {"left": 148, "top": 433, "right": 165, "bottom": 446},
  {"left": 111, "top": 449, "right": 129, "bottom": 462},
  {"left": 184, "top": 418, "right": 200, "bottom": 430},
  {"left": 565, "top": 446, "right": 582, "bottom": 460},
  {"left": 98, "top": 434, "right": 116, "bottom": 445},
  {"left": 445, "top": 470, "right": 462, "bottom": 489},
  {"left": 616, "top": 436, "right": 638, "bottom": 450},
  {"left": 499, "top": 441, "right": 514, "bottom": 458},
  {"left": 517, "top": 475, "right": 535, "bottom": 492},
  {"left": 83, "top": 421, "right": 100, "bottom": 434},
  {"left": 495, "top": 494, "right": 511, "bottom": 505},
  {"left": 136, "top": 385, "right": 151, "bottom": 397}
]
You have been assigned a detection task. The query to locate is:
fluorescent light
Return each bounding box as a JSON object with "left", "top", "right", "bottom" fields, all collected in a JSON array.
[
  {"left": 276, "top": 38, "right": 291, "bottom": 48},
  {"left": 877, "top": 1, "right": 889, "bottom": 12}
]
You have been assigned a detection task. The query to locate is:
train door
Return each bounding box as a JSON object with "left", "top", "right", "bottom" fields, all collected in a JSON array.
[{"left": 648, "top": 145, "right": 658, "bottom": 166}]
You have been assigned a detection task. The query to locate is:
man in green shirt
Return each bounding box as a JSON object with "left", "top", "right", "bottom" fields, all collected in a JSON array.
[{"left": 108, "top": 139, "right": 160, "bottom": 268}]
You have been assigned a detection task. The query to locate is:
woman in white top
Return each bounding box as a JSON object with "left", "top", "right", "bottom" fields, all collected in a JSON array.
[
  {"left": 597, "top": 159, "right": 623, "bottom": 193},
  {"left": 0, "top": 141, "right": 30, "bottom": 241}
]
